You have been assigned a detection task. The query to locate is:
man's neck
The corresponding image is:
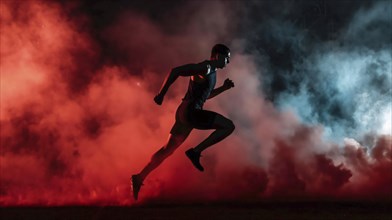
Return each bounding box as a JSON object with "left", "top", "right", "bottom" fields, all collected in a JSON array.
[{"left": 208, "top": 59, "right": 218, "bottom": 71}]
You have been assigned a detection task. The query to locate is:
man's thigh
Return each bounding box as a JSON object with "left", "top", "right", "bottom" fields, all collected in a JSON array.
[
  {"left": 170, "top": 121, "right": 193, "bottom": 136},
  {"left": 190, "top": 110, "right": 228, "bottom": 130}
]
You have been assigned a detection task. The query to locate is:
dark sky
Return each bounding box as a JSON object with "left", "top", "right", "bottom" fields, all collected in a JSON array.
[{"left": 69, "top": 0, "right": 375, "bottom": 60}]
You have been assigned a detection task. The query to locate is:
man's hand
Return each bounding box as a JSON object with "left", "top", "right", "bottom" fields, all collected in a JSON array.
[
  {"left": 223, "top": 78, "right": 235, "bottom": 90},
  {"left": 154, "top": 93, "right": 164, "bottom": 105}
]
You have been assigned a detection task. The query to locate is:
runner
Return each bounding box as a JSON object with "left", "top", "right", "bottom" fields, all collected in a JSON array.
[{"left": 131, "top": 44, "right": 235, "bottom": 200}]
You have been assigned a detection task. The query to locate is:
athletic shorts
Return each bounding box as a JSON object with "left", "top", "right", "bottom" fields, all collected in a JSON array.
[{"left": 170, "top": 101, "right": 220, "bottom": 134}]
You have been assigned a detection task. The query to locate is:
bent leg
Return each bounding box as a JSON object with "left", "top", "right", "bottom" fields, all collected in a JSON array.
[
  {"left": 138, "top": 131, "right": 191, "bottom": 181},
  {"left": 193, "top": 114, "right": 235, "bottom": 153}
]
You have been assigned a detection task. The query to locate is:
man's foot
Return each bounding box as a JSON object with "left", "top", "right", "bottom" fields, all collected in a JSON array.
[
  {"left": 185, "top": 148, "right": 204, "bottom": 171},
  {"left": 131, "top": 174, "right": 143, "bottom": 200}
]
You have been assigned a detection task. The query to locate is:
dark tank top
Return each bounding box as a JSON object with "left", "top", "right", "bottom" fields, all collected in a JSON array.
[{"left": 183, "top": 62, "right": 216, "bottom": 109}]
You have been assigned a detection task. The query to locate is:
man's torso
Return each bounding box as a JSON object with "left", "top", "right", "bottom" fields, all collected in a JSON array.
[{"left": 183, "top": 61, "right": 216, "bottom": 109}]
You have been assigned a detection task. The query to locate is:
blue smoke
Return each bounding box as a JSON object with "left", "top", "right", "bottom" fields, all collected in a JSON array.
[{"left": 241, "top": 1, "right": 392, "bottom": 142}]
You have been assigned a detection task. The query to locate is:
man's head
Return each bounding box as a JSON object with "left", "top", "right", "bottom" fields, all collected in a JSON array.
[{"left": 211, "top": 44, "right": 230, "bottom": 69}]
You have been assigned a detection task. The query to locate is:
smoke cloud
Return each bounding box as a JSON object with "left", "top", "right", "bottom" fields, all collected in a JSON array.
[
  {"left": 239, "top": 0, "right": 392, "bottom": 141},
  {"left": 0, "top": 0, "right": 391, "bottom": 205}
]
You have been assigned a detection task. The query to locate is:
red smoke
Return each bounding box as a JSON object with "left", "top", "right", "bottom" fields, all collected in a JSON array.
[{"left": 0, "top": 0, "right": 391, "bottom": 206}]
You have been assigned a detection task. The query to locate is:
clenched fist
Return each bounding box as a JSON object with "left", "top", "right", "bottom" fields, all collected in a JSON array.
[
  {"left": 154, "top": 93, "right": 164, "bottom": 105},
  {"left": 223, "top": 78, "right": 235, "bottom": 90}
]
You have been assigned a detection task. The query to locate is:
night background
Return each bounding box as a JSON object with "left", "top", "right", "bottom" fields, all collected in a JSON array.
[{"left": 1, "top": 0, "right": 391, "bottom": 219}]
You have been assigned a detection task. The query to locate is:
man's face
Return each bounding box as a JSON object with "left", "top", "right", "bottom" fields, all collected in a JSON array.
[{"left": 217, "top": 52, "right": 230, "bottom": 68}]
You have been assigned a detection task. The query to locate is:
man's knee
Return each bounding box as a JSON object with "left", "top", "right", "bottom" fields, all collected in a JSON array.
[
  {"left": 217, "top": 118, "right": 235, "bottom": 134},
  {"left": 169, "top": 134, "right": 187, "bottom": 146},
  {"left": 213, "top": 115, "right": 235, "bottom": 134},
  {"left": 226, "top": 120, "right": 235, "bottom": 133}
]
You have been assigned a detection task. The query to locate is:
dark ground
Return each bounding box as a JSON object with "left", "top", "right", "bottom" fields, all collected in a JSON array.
[{"left": 1, "top": 201, "right": 392, "bottom": 220}]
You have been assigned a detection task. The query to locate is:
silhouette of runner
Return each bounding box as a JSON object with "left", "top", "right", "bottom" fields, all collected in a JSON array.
[{"left": 131, "top": 44, "right": 234, "bottom": 200}]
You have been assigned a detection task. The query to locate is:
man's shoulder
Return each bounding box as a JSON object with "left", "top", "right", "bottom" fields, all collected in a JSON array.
[
  {"left": 173, "top": 60, "right": 210, "bottom": 76},
  {"left": 196, "top": 60, "right": 212, "bottom": 75}
]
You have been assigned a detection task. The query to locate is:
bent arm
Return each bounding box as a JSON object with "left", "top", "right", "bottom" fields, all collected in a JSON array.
[
  {"left": 207, "top": 78, "right": 235, "bottom": 99},
  {"left": 158, "top": 63, "right": 210, "bottom": 96},
  {"left": 207, "top": 86, "right": 228, "bottom": 99},
  {"left": 155, "top": 63, "right": 210, "bottom": 105},
  {"left": 158, "top": 68, "right": 179, "bottom": 97}
]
